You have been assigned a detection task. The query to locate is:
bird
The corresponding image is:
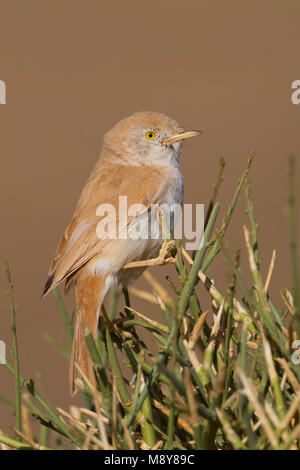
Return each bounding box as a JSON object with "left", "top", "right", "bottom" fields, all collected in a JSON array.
[{"left": 42, "top": 111, "right": 202, "bottom": 395}]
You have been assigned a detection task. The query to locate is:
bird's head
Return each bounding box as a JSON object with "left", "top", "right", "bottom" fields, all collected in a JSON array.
[{"left": 103, "top": 111, "right": 202, "bottom": 166}]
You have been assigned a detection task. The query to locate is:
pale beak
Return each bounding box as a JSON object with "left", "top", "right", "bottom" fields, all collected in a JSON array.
[{"left": 162, "top": 130, "right": 203, "bottom": 145}]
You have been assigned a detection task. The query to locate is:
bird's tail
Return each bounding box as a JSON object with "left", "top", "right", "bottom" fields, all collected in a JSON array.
[{"left": 69, "top": 273, "right": 105, "bottom": 396}]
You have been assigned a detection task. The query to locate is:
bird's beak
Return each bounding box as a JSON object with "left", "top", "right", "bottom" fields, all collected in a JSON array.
[{"left": 162, "top": 130, "right": 203, "bottom": 145}]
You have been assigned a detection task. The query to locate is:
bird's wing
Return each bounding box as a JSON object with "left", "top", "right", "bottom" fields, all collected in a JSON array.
[{"left": 43, "top": 161, "right": 166, "bottom": 295}]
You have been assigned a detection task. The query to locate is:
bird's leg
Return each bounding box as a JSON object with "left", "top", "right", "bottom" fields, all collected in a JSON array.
[
  {"left": 122, "top": 286, "right": 132, "bottom": 318},
  {"left": 101, "top": 304, "right": 114, "bottom": 332},
  {"left": 123, "top": 239, "right": 177, "bottom": 269}
]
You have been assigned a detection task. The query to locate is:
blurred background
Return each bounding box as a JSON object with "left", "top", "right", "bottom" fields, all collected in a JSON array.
[{"left": 0, "top": 0, "right": 299, "bottom": 432}]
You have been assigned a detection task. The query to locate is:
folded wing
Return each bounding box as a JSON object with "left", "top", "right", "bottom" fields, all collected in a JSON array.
[{"left": 42, "top": 161, "right": 165, "bottom": 296}]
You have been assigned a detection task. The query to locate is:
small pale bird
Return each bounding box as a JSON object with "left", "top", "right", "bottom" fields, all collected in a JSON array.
[{"left": 42, "top": 111, "right": 201, "bottom": 394}]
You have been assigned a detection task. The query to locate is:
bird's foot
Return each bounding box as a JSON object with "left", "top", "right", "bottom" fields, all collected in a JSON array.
[{"left": 123, "top": 240, "right": 177, "bottom": 269}]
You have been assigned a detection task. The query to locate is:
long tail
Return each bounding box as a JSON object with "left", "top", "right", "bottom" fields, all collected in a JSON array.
[{"left": 69, "top": 273, "right": 105, "bottom": 396}]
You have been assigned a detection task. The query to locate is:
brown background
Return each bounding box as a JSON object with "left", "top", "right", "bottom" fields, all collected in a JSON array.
[{"left": 0, "top": 0, "right": 299, "bottom": 432}]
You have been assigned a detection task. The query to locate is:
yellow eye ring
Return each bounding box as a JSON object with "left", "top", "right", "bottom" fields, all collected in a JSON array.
[{"left": 145, "top": 131, "right": 156, "bottom": 140}]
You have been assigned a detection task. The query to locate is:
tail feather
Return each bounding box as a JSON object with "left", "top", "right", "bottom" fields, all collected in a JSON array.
[
  {"left": 69, "top": 273, "right": 105, "bottom": 395},
  {"left": 42, "top": 272, "right": 55, "bottom": 297}
]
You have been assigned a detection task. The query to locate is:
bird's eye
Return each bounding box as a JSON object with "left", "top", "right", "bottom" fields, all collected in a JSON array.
[{"left": 145, "top": 131, "right": 156, "bottom": 140}]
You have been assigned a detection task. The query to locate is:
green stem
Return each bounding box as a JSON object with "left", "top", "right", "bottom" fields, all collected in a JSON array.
[
  {"left": 53, "top": 288, "right": 73, "bottom": 341},
  {"left": 5, "top": 359, "right": 82, "bottom": 448},
  {"left": 288, "top": 155, "right": 300, "bottom": 337},
  {"left": 178, "top": 203, "right": 220, "bottom": 318},
  {"left": 106, "top": 329, "right": 132, "bottom": 409},
  {"left": 4, "top": 262, "right": 22, "bottom": 439},
  {"left": 141, "top": 393, "right": 156, "bottom": 447},
  {"left": 201, "top": 153, "right": 255, "bottom": 273}
]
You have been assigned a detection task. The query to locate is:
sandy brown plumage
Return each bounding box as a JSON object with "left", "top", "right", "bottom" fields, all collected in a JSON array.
[
  {"left": 42, "top": 111, "right": 201, "bottom": 395},
  {"left": 43, "top": 161, "right": 165, "bottom": 295}
]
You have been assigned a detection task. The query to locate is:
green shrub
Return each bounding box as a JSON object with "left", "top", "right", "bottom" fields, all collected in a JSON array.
[{"left": 1, "top": 155, "right": 299, "bottom": 450}]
